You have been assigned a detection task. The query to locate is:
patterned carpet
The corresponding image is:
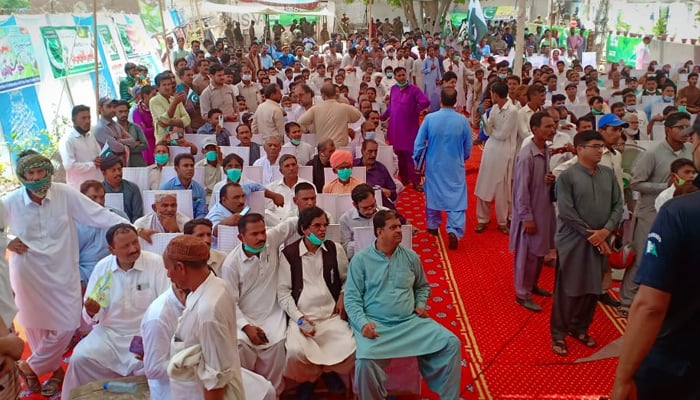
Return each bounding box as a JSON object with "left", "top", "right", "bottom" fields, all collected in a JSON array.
[{"left": 18, "top": 148, "right": 626, "bottom": 400}]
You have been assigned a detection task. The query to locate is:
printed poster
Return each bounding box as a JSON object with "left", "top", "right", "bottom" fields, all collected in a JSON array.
[
  {"left": 116, "top": 20, "right": 150, "bottom": 59},
  {"left": 98, "top": 25, "right": 120, "bottom": 61},
  {"left": 40, "top": 26, "right": 100, "bottom": 79},
  {"left": 0, "top": 26, "right": 41, "bottom": 92}
]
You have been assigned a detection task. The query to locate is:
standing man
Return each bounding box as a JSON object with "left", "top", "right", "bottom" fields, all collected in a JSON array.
[
  {"left": 4, "top": 151, "right": 129, "bottom": 397},
  {"left": 634, "top": 36, "right": 652, "bottom": 71},
  {"left": 382, "top": 67, "right": 430, "bottom": 192},
  {"left": 510, "top": 112, "right": 557, "bottom": 313},
  {"left": 297, "top": 83, "right": 362, "bottom": 147},
  {"left": 474, "top": 82, "right": 518, "bottom": 234},
  {"left": 94, "top": 97, "right": 135, "bottom": 159},
  {"left": 150, "top": 72, "right": 191, "bottom": 142},
  {"left": 115, "top": 100, "right": 149, "bottom": 167},
  {"left": 550, "top": 131, "right": 624, "bottom": 356},
  {"left": 252, "top": 84, "right": 286, "bottom": 138},
  {"left": 59, "top": 105, "right": 103, "bottom": 188},
  {"left": 200, "top": 64, "right": 239, "bottom": 124},
  {"left": 422, "top": 45, "right": 443, "bottom": 112},
  {"left": 163, "top": 235, "right": 246, "bottom": 399},
  {"left": 344, "top": 210, "right": 461, "bottom": 399},
  {"left": 610, "top": 119, "right": 700, "bottom": 400},
  {"left": 619, "top": 111, "right": 693, "bottom": 315},
  {"left": 413, "top": 88, "right": 472, "bottom": 250}
]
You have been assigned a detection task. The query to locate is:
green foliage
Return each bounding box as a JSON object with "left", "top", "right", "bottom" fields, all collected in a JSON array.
[
  {"left": 652, "top": 14, "right": 667, "bottom": 36},
  {"left": 0, "top": 0, "right": 28, "bottom": 14}
]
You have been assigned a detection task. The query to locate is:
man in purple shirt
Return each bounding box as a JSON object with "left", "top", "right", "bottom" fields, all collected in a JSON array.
[
  {"left": 381, "top": 67, "right": 430, "bottom": 191},
  {"left": 354, "top": 139, "right": 397, "bottom": 210}
]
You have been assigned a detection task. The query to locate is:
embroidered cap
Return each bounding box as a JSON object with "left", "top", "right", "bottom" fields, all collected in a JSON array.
[{"left": 165, "top": 235, "right": 210, "bottom": 262}]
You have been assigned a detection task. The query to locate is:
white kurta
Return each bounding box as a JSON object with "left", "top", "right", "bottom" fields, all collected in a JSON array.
[
  {"left": 0, "top": 202, "right": 16, "bottom": 328},
  {"left": 253, "top": 156, "right": 283, "bottom": 186},
  {"left": 264, "top": 178, "right": 313, "bottom": 227},
  {"left": 1, "top": 183, "right": 129, "bottom": 331},
  {"left": 61, "top": 251, "right": 170, "bottom": 398},
  {"left": 169, "top": 273, "right": 245, "bottom": 400},
  {"left": 442, "top": 60, "right": 467, "bottom": 111},
  {"left": 59, "top": 128, "right": 103, "bottom": 189},
  {"left": 474, "top": 99, "right": 519, "bottom": 201},
  {"left": 278, "top": 240, "right": 355, "bottom": 382},
  {"left": 134, "top": 212, "right": 190, "bottom": 232},
  {"left": 220, "top": 219, "right": 296, "bottom": 348}
]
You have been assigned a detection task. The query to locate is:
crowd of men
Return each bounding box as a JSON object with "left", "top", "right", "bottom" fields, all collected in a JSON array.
[{"left": 0, "top": 14, "right": 699, "bottom": 400}]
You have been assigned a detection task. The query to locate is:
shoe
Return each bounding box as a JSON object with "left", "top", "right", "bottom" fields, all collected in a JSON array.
[
  {"left": 599, "top": 293, "right": 621, "bottom": 308},
  {"left": 41, "top": 377, "right": 63, "bottom": 398},
  {"left": 448, "top": 233, "right": 458, "bottom": 250},
  {"left": 414, "top": 184, "right": 424, "bottom": 193},
  {"left": 474, "top": 223, "right": 488, "bottom": 233},
  {"left": 516, "top": 297, "right": 542, "bottom": 312},
  {"left": 532, "top": 286, "right": 552, "bottom": 297},
  {"left": 497, "top": 224, "right": 510, "bottom": 235},
  {"left": 320, "top": 371, "right": 346, "bottom": 395},
  {"left": 427, "top": 228, "right": 439, "bottom": 236},
  {"left": 296, "top": 381, "right": 316, "bottom": 400}
]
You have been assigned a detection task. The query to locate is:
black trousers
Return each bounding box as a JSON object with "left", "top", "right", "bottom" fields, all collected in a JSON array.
[{"left": 549, "top": 258, "right": 598, "bottom": 341}]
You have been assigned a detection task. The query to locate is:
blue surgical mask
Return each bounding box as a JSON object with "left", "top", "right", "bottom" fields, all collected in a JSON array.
[
  {"left": 226, "top": 168, "right": 242, "bottom": 182},
  {"left": 205, "top": 150, "right": 217, "bottom": 162},
  {"left": 663, "top": 95, "right": 674, "bottom": 102},
  {"left": 626, "top": 105, "right": 636, "bottom": 112},
  {"left": 307, "top": 233, "right": 325, "bottom": 246},
  {"left": 454, "top": 56, "right": 461, "bottom": 62},
  {"left": 242, "top": 74, "right": 252, "bottom": 81},
  {"left": 154, "top": 153, "right": 169, "bottom": 165},
  {"left": 498, "top": 73, "right": 507, "bottom": 79},
  {"left": 386, "top": 72, "right": 394, "bottom": 79},
  {"left": 290, "top": 138, "right": 301, "bottom": 145},
  {"left": 243, "top": 242, "right": 266, "bottom": 254},
  {"left": 364, "top": 131, "right": 376, "bottom": 140},
  {"left": 337, "top": 167, "right": 353, "bottom": 181}
]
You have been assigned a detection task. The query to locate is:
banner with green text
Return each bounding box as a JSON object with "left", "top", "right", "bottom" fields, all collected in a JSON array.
[
  {"left": 40, "top": 25, "right": 100, "bottom": 79},
  {"left": 0, "top": 26, "right": 41, "bottom": 92},
  {"left": 606, "top": 35, "right": 642, "bottom": 67},
  {"left": 138, "top": 0, "right": 164, "bottom": 36}
]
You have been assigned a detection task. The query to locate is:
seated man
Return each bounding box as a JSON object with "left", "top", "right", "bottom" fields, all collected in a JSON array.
[
  {"left": 135, "top": 192, "right": 190, "bottom": 235},
  {"left": 159, "top": 153, "right": 208, "bottom": 218},
  {"left": 183, "top": 218, "right": 228, "bottom": 276},
  {"left": 235, "top": 123, "right": 262, "bottom": 166},
  {"left": 279, "top": 207, "right": 355, "bottom": 399},
  {"left": 253, "top": 135, "right": 284, "bottom": 185},
  {"left": 323, "top": 150, "right": 363, "bottom": 194},
  {"left": 306, "top": 139, "right": 336, "bottom": 193},
  {"left": 281, "top": 122, "right": 314, "bottom": 165},
  {"left": 344, "top": 210, "right": 461, "bottom": 399},
  {"left": 101, "top": 154, "right": 144, "bottom": 222},
  {"left": 197, "top": 108, "right": 232, "bottom": 146},
  {"left": 206, "top": 182, "right": 248, "bottom": 249},
  {"left": 220, "top": 214, "right": 298, "bottom": 396},
  {"left": 149, "top": 142, "right": 173, "bottom": 190},
  {"left": 210, "top": 153, "right": 284, "bottom": 207},
  {"left": 194, "top": 137, "right": 223, "bottom": 204},
  {"left": 354, "top": 139, "right": 397, "bottom": 210},
  {"left": 76, "top": 180, "right": 129, "bottom": 289},
  {"left": 61, "top": 224, "right": 170, "bottom": 399},
  {"left": 339, "top": 184, "right": 381, "bottom": 259},
  {"left": 265, "top": 154, "right": 314, "bottom": 226}
]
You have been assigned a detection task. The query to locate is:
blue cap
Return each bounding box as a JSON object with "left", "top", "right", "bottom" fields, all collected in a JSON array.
[{"left": 598, "top": 113, "right": 629, "bottom": 129}]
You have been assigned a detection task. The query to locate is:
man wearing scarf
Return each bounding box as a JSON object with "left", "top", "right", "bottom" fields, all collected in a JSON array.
[{"left": 2, "top": 151, "right": 129, "bottom": 397}]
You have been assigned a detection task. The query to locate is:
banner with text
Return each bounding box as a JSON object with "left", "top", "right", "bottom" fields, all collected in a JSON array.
[
  {"left": 0, "top": 26, "right": 41, "bottom": 92},
  {"left": 40, "top": 25, "right": 100, "bottom": 79},
  {"left": 606, "top": 35, "right": 642, "bottom": 67}
]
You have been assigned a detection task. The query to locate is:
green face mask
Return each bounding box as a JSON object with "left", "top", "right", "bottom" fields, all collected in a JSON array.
[
  {"left": 677, "top": 178, "right": 687, "bottom": 186},
  {"left": 290, "top": 139, "right": 301, "bottom": 146},
  {"left": 154, "top": 153, "right": 169, "bottom": 165},
  {"left": 226, "top": 168, "right": 242, "bottom": 182},
  {"left": 337, "top": 168, "right": 353, "bottom": 181},
  {"left": 677, "top": 105, "right": 687, "bottom": 113},
  {"left": 205, "top": 150, "right": 218, "bottom": 162},
  {"left": 396, "top": 80, "right": 408, "bottom": 87},
  {"left": 592, "top": 108, "right": 604, "bottom": 115},
  {"left": 243, "top": 242, "right": 266, "bottom": 254},
  {"left": 307, "top": 233, "right": 326, "bottom": 246}
]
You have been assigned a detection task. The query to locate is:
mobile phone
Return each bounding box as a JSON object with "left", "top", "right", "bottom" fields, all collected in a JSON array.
[
  {"left": 218, "top": 114, "right": 224, "bottom": 126},
  {"left": 240, "top": 205, "right": 250, "bottom": 216},
  {"left": 169, "top": 131, "right": 179, "bottom": 142},
  {"left": 129, "top": 336, "right": 144, "bottom": 356},
  {"left": 176, "top": 83, "right": 185, "bottom": 93}
]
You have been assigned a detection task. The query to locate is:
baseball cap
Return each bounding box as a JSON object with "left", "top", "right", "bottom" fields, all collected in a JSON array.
[
  {"left": 98, "top": 96, "right": 115, "bottom": 107},
  {"left": 201, "top": 137, "right": 218, "bottom": 150},
  {"left": 680, "top": 117, "right": 700, "bottom": 136},
  {"left": 598, "top": 113, "right": 629, "bottom": 129}
]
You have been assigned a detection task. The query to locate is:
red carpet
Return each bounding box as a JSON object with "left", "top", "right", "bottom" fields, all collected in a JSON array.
[{"left": 17, "top": 147, "right": 625, "bottom": 400}]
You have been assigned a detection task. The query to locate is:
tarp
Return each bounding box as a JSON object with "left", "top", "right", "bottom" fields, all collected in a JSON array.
[
  {"left": 239, "top": 0, "right": 319, "bottom": 10},
  {"left": 199, "top": 1, "right": 334, "bottom": 17}
]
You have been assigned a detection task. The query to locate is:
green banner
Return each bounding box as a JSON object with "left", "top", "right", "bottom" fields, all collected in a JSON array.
[
  {"left": 0, "top": 26, "right": 41, "bottom": 92},
  {"left": 40, "top": 26, "right": 100, "bottom": 79},
  {"left": 97, "top": 25, "right": 120, "bottom": 61},
  {"left": 269, "top": 14, "right": 318, "bottom": 26},
  {"left": 138, "top": 0, "right": 164, "bottom": 36},
  {"left": 606, "top": 35, "right": 642, "bottom": 67}
]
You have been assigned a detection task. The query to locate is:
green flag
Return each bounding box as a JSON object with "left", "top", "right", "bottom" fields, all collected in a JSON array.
[
  {"left": 467, "top": 0, "right": 488, "bottom": 43},
  {"left": 138, "top": 0, "right": 164, "bottom": 36}
]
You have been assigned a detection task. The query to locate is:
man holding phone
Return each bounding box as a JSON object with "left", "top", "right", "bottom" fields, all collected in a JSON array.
[
  {"left": 150, "top": 72, "right": 191, "bottom": 142},
  {"left": 200, "top": 64, "right": 239, "bottom": 126}
]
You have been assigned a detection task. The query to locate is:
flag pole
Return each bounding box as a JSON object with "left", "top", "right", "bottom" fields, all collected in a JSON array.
[
  {"left": 158, "top": 0, "right": 172, "bottom": 71},
  {"left": 93, "top": 0, "right": 99, "bottom": 105},
  {"left": 512, "top": 0, "right": 527, "bottom": 77}
]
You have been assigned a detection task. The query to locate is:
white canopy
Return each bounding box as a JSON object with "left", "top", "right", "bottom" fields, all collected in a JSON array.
[{"left": 199, "top": 1, "right": 335, "bottom": 17}]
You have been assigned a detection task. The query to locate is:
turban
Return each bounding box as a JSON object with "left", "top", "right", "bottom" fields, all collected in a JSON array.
[
  {"left": 330, "top": 150, "right": 353, "bottom": 169},
  {"left": 16, "top": 152, "right": 53, "bottom": 181},
  {"left": 165, "top": 235, "right": 210, "bottom": 263}
]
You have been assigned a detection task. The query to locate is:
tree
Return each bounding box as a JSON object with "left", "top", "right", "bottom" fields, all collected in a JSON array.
[
  {"left": 346, "top": 0, "right": 464, "bottom": 33},
  {"left": 0, "top": 0, "right": 29, "bottom": 14}
]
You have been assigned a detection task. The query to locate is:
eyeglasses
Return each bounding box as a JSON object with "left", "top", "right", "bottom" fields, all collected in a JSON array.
[
  {"left": 581, "top": 144, "right": 606, "bottom": 149},
  {"left": 670, "top": 125, "right": 690, "bottom": 130}
]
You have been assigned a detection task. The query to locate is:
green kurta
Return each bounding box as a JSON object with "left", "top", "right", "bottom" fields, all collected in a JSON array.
[
  {"left": 555, "top": 163, "right": 623, "bottom": 297},
  {"left": 344, "top": 244, "right": 455, "bottom": 360}
]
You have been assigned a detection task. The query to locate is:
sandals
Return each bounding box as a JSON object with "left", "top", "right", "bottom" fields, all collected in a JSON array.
[
  {"left": 551, "top": 340, "right": 568, "bottom": 357},
  {"left": 16, "top": 362, "right": 41, "bottom": 393},
  {"left": 41, "top": 376, "right": 63, "bottom": 397},
  {"left": 569, "top": 332, "right": 598, "bottom": 348},
  {"left": 617, "top": 305, "right": 630, "bottom": 318}
]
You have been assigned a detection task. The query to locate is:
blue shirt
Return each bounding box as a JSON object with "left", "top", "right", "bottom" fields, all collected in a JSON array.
[
  {"left": 76, "top": 207, "right": 128, "bottom": 284},
  {"left": 205, "top": 202, "right": 234, "bottom": 249},
  {"left": 278, "top": 54, "right": 296, "bottom": 68},
  {"left": 261, "top": 54, "right": 274, "bottom": 69},
  {"left": 159, "top": 176, "right": 208, "bottom": 218}
]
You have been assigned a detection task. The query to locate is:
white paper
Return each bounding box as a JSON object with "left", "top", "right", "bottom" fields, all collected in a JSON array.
[
  {"left": 140, "top": 233, "right": 181, "bottom": 255},
  {"left": 217, "top": 225, "right": 240, "bottom": 253},
  {"left": 104, "top": 193, "right": 124, "bottom": 212}
]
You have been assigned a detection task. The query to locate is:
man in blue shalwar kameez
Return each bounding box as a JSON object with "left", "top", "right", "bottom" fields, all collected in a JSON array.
[
  {"left": 344, "top": 210, "right": 462, "bottom": 400},
  {"left": 413, "top": 88, "right": 473, "bottom": 250}
]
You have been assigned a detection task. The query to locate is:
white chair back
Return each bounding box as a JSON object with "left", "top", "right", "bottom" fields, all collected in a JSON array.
[
  {"left": 298, "top": 166, "right": 313, "bottom": 183},
  {"left": 242, "top": 165, "right": 263, "bottom": 183},
  {"left": 569, "top": 104, "right": 590, "bottom": 118},
  {"left": 140, "top": 233, "right": 182, "bottom": 255},
  {"left": 105, "top": 193, "right": 124, "bottom": 212},
  {"left": 377, "top": 145, "right": 395, "bottom": 173},
  {"left": 121, "top": 167, "right": 150, "bottom": 191},
  {"left": 317, "top": 194, "right": 354, "bottom": 222},
  {"left": 301, "top": 133, "right": 317, "bottom": 148},
  {"left": 168, "top": 146, "right": 191, "bottom": 159},
  {"left": 247, "top": 190, "right": 266, "bottom": 215},
  {"left": 326, "top": 224, "right": 341, "bottom": 243},
  {"left": 220, "top": 146, "right": 251, "bottom": 166},
  {"left": 142, "top": 190, "right": 194, "bottom": 218}
]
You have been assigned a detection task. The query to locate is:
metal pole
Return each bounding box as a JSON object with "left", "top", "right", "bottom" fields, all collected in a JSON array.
[
  {"left": 93, "top": 0, "right": 99, "bottom": 105},
  {"left": 158, "top": 0, "right": 172, "bottom": 71},
  {"left": 512, "top": 0, "right": 527, "bottom": 78},
  {"left": 368, "top": 0, "right": 373, "bottom": 37}
]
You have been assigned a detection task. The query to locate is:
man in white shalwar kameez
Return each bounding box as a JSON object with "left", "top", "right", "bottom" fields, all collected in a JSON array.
[
  {"left": 474, "top": 82, "right": 519, "bottom": 234},
  {"left": 142, "top": 284, "right": 275, "bottom": 400},
  {"left": 278, "top": 207, "right": 355, "bottom": 398},
  {"left": 3, "top": 151, "right": 129, "bottom": 397},
  {"left": 163, "top": 235, "right": 246, "bottom": 400},
  {"left": 61, "top": 224, "right": 170, "bottom": 399},
  {"left": 220, "top": 213, "right": 297, "bottom": 395},
  {"left": 134, "top": 192, "right": 190, "bottom": 236}
]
